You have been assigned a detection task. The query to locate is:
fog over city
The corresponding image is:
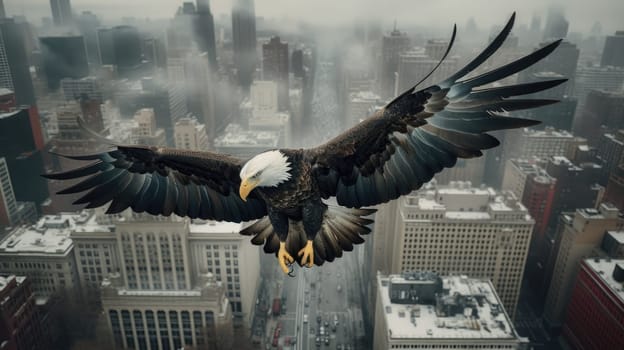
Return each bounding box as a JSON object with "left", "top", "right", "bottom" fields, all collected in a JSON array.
[{"left": 0, "top": 1, "right": 622, "bottom": 350}]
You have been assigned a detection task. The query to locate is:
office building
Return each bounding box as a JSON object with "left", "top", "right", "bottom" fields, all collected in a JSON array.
[
  {"left": 0, "top": 275, "right": 48, "bottom": 349},
  {"left": 378, "top": 181, "right": 534, "bottom": 317},
  {"left": 373, "top": 273, "right": 529, "bottom": 350},
  {"left": 75, "top": 11, "right": 101, "bottom": 65},
  {"left": 597, "top": 130, "right": 624, "bottom": 185},
  {"left": 70, "top": 210, "right": 260, "bottom": 327},
  {"left": 574, "top": 90, "right": 624, "bottom": 146},
  {"left": 542, "top": 7, "right": 569, "bottom": 40},
  {"left": 262, "top": 36, "right": 289, "bottom": 110},
  {"left": 0, "top": 18, "right": 36, "bottom": 106},
  {"left": 562, "top": 258, "right": 624, "bottom": 349},
  {"left": 174, "top": 117, "right": 209, "bottom": 151},
  {"left": 61, "top": 76, "right": 104, "bottom": 101},
  {"left": 50, "top": 0, "right": 72, "bottom": 26},
  {"left": 184, "top": 52, "right": 218, "bottom": 140},
  {"left": 102, "top": 272, "right": 233, "bottom": 350},
  {"left": 0, "top": 213, "right": 84, "bottom": 301},
  {"left": 0, "top": 109, "right": 48, "bottom": 206},
  {"left": 601, "top": 31, "right": 624, "bottom": 68},
  {"left": 574, "top": 65, "right": 624, "bottom": 111},
  {"left": 195, "top": 0, "right": 217, "bottom": 69},
  {"left": 347, "top": 91, "right": 380, "bottom": 126},
  {"left": 215, "top": 123, "right": 280, "bottom": 158},
  {"left": 232, "top": 0, "right": 257, "bottom": 89},
  {"left": 0, "top": 158, "right": 37, "bottom": 228},
  {"left": 505, "top": 127, "right": 586, "bottom": 160},
  {"left": 396, "top": 48, "right": 457, "bottom": 95},
  {"left": 605, "top": 156, "right": 624, "bottom": 211},
  {"left": 40, "top": 36, "right": 89, "bottom": 90},
  {"left": 378, "top": 27, "right": 410, "bottom": 98},
  {"left": 543, "top": 204, "right": 624, "bottom": 327},
  {"left": 518, "top": 41, "right": 578, "bottom": 97},
  {"left": 131, "top": 108, "right": 166, "bottom": 147},
  {"left": 250, "top": 80, "right": 278, "bottom": 118}
]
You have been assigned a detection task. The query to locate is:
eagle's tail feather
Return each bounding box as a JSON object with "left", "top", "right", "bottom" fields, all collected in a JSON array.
[{"left": 241, "top": 205, "right": 376, "bottom": 267}]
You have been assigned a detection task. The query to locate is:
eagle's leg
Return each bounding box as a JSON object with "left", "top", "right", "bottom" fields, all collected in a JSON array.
[
  {"left": 269, "top": 210, "right": 293, "bottom": 274},
  {"left": 299, "top": 201, "right": 326, "bottom": 268}
]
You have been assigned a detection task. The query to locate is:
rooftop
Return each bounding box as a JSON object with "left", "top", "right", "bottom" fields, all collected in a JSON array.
[
  {"left": 522, "top": 127, "right": 574, "bottom": 138},
  {"left": 214, "top": 123, "right": 279, "bottom": 148},
  {"left": 607, "top": 231, "right": 624, "bottom": 244},
  {"left": 585, "top": 258, "right": 624, "bottom": 300},
  {"left": 378, "top": 273, "right": 522, "bottom": 340},
  {"left": 0, "top": 212, "right": 109, "bottom": 255},
  {"left": 0, "top": 275, "right": 25, "bottom": 291},
  {"left": 189, "top": 220, "right": 243, "bottom": 235}
]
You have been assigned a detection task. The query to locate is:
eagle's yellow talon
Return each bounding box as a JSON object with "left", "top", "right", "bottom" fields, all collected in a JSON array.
[
  {"left": 297, "top": 240, "right": 314, "bottom": 268},
  {"left": 278, "top": 242, "right": 294, "bottom": 274}
]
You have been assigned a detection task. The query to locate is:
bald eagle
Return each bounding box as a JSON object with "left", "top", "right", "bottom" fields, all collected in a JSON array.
[{"left": 45, "top": 13, "right": 565, "bottom": 274}]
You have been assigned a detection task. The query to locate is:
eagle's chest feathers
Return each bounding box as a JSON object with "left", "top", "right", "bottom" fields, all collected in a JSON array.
[{"left": 259, "top": 160, "right": 316, "bottom": 210}]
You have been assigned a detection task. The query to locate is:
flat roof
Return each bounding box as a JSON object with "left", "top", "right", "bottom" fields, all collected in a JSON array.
[
  {"left": 378, "top": 274, "right": 521, "bottom": 340},
  {"left": 585, "top": 258, "right": 624, "bottom": 300}
]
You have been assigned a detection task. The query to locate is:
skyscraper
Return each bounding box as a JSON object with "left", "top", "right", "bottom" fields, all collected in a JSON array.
[
  {"left": 0, "top": 276, "right": 48, "bottom": 349},
  {"left": 601, "top": 31, "right": 624, "bottom": 68},
  {"left": 562, "top": 258, "right": 624, "bottom": 350},
  {"left": 49, "top": 0, "right": 72, "bottom": 26},
  {"left": 174, "top": 117, "right": 209, "bottom": 151},
  {"left": 543, "top": 204, "right": 624, "bottom": 328},
  {"left": 39, "top": 36, "right": 89, "bottom": 90},
  {"left": 374, "top": 181, "right": 534, "bottom": 317},
  {"left": 232, "top": 0, "right": 257, "bottom": 89},
  {"left": 378, "top": 27, "right": 410, "bottom": 99},
  {"left": 542, "top": 6, "right": 569, "bottom": 40},
  {"left": 0, "top": 19, "right": 36, "bottom": 106},
  {"left": 262, "top": 36, "right": 289, "bottom": 111},
  {"left": 112, "top": 25, "right": 142, "bottom": 77},
  {"left": 195, "top": 0, "right": 217, "bottom": 69},
  {"left": 574, "top": 90, "right": 624, "bottom": 146}
]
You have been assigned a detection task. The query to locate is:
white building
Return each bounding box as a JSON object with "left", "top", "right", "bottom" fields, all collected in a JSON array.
[
  {"left": 102, "top": 272, "right": 233, "bottom": 350},
  {"left": 501, "top": 158, "right": 550, "bottom": 200},
  {"left": 348, "top": 90, "right": 380, "bottom": 126},
  {"left": 71, "top": 210, "right": 260, "bottom": 327},
  {"left": 250, "top": 80, "right": 278, "bottom": 118},
  {"left": 173, "top": 116, "right": 209, "bottom": 151},
  {"left": 132, "top": 108, "right": 166, "bottom": 146},
  {"left": 373, "top": 272, "right": 529, "bottom": 350},
  {"left": 214, "top": 123, "right": 281, "bottom": 159},
  {"left": 0, "top": 213, "right": 87, "bottom": 302},
  {"left": 376, "top": 181, "right": 534, "bottom": 317}
]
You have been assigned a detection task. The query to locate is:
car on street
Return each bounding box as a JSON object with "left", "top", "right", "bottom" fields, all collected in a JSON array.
[
  {"left": 337, "top": 285, "right": 342, "bottom": 292},
  {"left": 303, "top": 314, "right": 308, "bottom": 323},
  {"left": 325, "top": 336, "right": 330, "bottom": 345},
  {"left": 315, "top": 337, "right": 321, "bottom": 347},
  {"left": 317, "top": 315, "right": 322, "bottom": 324},
  {"left": 324, "top": 320, "right": 329, "bottom": 328}
]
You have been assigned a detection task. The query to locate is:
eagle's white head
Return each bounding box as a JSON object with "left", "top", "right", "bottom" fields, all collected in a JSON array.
[{"left": 239, "top": 150, "right": 292, "bottom": 201}]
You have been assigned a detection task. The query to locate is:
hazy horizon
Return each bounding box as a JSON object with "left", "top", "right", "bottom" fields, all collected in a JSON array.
[{"left": 4, "top": 0, "right": 623, "bottom": 35}]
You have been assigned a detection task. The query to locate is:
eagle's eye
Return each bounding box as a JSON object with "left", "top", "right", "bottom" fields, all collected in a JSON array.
[{"left": 252, "top": 171, "right": 262, "bottom": 179}]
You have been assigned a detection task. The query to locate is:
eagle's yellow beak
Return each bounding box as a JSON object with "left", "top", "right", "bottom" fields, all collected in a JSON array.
[{"left": 239, "top": 178, "right": 259, "bottom": 201}]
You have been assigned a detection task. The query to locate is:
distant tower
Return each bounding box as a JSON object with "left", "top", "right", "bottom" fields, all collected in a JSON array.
[
  {"left": 601, "top": 31, "right": 624, "bottom": 68},
  {"left": 49, "top": 0, "right": 73, "bottom": 26},
  {"left": 543, "top": 6, "right": 568, "bottom": 40},
  {"left": 262, "top": 36, "right": 289, "bottom": 111},
  {"left": 0, "top": 0, "right": 5, "bottom": 19},
  {"left": 378, "top": 26, "right": 410, "bottom": 99},
  {"left": 39, "top": 36, "right": 89, "bottom": 90},
  {"left": 232, "top": 0, "right": 257, "bottom": 90},
  {"left": 195, "top": 0, "right": 217, "bottom": 69},
  {"left": 0, "top": 19, "right": 36, "bottom": 106}
]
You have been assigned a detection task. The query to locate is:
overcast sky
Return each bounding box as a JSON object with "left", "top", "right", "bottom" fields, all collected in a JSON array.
[{"left": 4, "top": 0, "right": 623, "bottom": 34}]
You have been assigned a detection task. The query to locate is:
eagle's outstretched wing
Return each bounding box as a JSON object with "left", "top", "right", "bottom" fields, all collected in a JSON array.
[
  {"left": 44, "top": 144, "right": 267, "bottom": 222},
  {"left": 305, "top": 13, "right": 566, "bottom": 208}
]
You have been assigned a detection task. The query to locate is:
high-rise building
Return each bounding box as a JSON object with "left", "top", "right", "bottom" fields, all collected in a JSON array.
[
  {"left": 49, "top": 0, "right": 72, "bottom": 26},
  {"left": 262, "top": 36, "right": 289, "bottom": 111},
  {"left": 378, "top": 27, "right": 410, "bottom": 99},
  {"left": 0, "top": 158, "right": 37, "bottom": 228},
  {"left": 232, "top": 0, "right": 257, "bottom": 89},
  {"left": 0, "top": 18, "right": 36, "bottom": 106},
  {"left": 396, "top": 47, "right": 457, "bottom": 95},
  {"left": 504, "top": 127, "right": 586, "bottom": 160},
  {"left": 605, "top": 153, "right": 624, "bottom": 211},
  {"left": 61, "top": 76, "right": 104, "bottom": 101},
  {"left": 75, "top": 11, "right": 101, "bottom": 65},
  {"left": 40, "top": 36, "right": 89, "bottom": 90},
  {"left": 112, "top": 25, "right": 143, "bottom": 78},
  {"left": 373, "top": 273, "right": 529, "bottom": 350},
  {"left": 543, "top": 204, "right": 624, "bottom": 327},
  {"left": 518, "top": 41, "right": 578, "bottom": 97},
  {"left": 601, "top": 31, "right": 624, "bottom": 68},
  {"left": 375, "top": 181, "right": 534, "bottom": 317},
  {"left": 574, "top": 65, "right": 624, "bottom": 111},
  {"left": 131, "top": 108, "right": 166, "bottom": 147},
  {"left": 174, "top": 116, "right": 209, "bottom": 151},
  {"left": 0, "top": 213, "right": 83, "bottom": 301},
  {"left": 101, "top": 272, "right": 233, "bottom": 350},
  {"left": 214, "top": 123, "right": 280, "bottom": 158},
  {"left": 70, "top": 210, "right": 260, "bottom": 327},
  {"left": 250, "top": 80, "right": 278, "bottom": 118},
  {"left": 574, "top": 90, "right": 624, "bottom": 146},
  {"left": 0, "top": 1, "right": 5, "bottom": 19},
  {"left": 347, "top": 91, "right": 380, "bottom": 126},
  {"left": 597, "top": 130, "right": 624, "bottom": 185},
  {"left": 195, "top": 0, "right": 217, "bottom": 69},
  {"left": 0, "top": 275, "right": 48, "bottom": 349},
  {"left": 184, "top": 51, "right": 218, "bottom": 140},
  {"left": 542, "top": 7, "right": 569, "bottom": 40},
  {"left": 0, "top": 109, "right": 48, "bottom": 207},
  {"left": 562, "top": 258, "right": 624, "bottom": 350}
]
